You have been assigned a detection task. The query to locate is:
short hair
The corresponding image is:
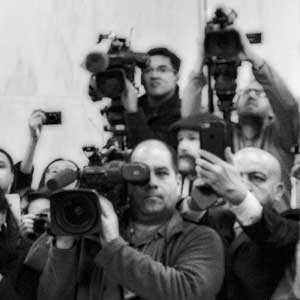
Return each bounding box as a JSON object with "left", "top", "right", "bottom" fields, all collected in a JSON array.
[
  {"left": 38, "top": 158, "right": 80, "bottom": 188},
  {"left": 147, "top": 47, "right": 181, "bottom": 72},
  {"left": 130, "top": 139, "right": 178, "bottom": 173}
]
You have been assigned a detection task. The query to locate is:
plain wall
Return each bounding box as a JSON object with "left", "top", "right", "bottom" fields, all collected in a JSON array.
[{"left": 0, "top": 0, "right": 299, "bottom": 186}]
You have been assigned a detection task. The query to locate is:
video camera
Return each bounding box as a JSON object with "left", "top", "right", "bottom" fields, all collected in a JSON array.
[
  {"left": 47, "top": 146, "right": 150, "bottom": 236},
  {"left": 204, "top": 7, "right": 241, "bottom": 104},
  {"left": 85, "top": 33, "right": 149, "bottom": 129}
]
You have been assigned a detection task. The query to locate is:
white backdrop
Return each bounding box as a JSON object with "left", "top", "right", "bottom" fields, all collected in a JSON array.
[{"left": 0, "top": 0, "right": 299, "bottom": 186}]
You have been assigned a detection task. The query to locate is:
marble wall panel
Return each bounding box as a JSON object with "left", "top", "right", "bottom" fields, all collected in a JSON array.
[{"left": 0, "top": 0, "right": 299, "bottom": 186}]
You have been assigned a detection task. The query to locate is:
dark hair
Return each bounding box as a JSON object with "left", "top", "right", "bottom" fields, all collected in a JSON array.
[
  {"left": 0, "top": 188, "right": 20, "bottom": 256},
  {"left": 38, "top": 158, "right": 80, "bottom": 188},
  {"left": 147, "top": 47, "right": 181, "bottom": 72},
  {"left": 0, "top": 148, "right": 14, "bottom": 172}
]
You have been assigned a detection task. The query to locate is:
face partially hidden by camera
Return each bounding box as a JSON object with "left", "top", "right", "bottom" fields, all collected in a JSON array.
[
  {"left": 28, "top": 198, "right": 50, "bottom": 217},
  {"left": 0, "top": 152, "right": 14, "bottom": 194},
  {"left": 44, "top": 160, "right": 78, "bottom": 190},
  {"left": 236, "top": 80, "right": 272, "bottom": 119},
  {"left": 127, "top": 140, "right": 181, "bottom": 225},
  {"left": 177, "top": 129, "right": 200, "bottom": 178},
  {"left": 142, "top": 55, "right": 178, "bottom": 105}
]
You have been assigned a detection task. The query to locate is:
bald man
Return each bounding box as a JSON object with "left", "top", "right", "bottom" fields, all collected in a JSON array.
[
  {"left": 233, "top": 147, "right": 285, "bottom": 212},
  {"left": 193, "top": 147, "right": 299, "bottom": 300},
  {"left": 36, "top": 139, "right": 224, "bottom": 300}
]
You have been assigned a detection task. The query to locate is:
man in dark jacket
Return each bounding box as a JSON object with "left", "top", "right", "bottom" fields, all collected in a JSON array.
[
  {"left": 30, "top": 139, "right": 224, "bottom": 300},
  {"left": 194, "top": 147, "right": 299, "bottom": 300},
  {"left": 122, "top": 47, "right": 181, "bottom": 149}
]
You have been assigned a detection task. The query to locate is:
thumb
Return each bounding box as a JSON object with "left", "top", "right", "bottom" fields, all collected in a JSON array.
[
  {"left": 99, "top": 195, "right": 114, "bottom": 218},
  {"left": 225, "top": 147, "right": 234, "bottom": 164}
]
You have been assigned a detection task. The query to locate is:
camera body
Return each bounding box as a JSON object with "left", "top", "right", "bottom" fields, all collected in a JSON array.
[
  {"left": 204, "top": 8, "right": 242, "bottom": 61},
  {"left": 32, "top": 213, "right": 50, "bottom": 237},
  {"left": 94, "top": 35, "right": 149, "bottom": 100},
  {"left": 43, "top": 111, "right": 62, "bottom": 125},
  {"left": 48, "top": 151, "right": 151, "bottom": 236},
  {"left": 204, "top": 7, "right": 241, "bottom": 102},
  {"left": 86, "top": 34, "right": 149, "bottom": 128}
]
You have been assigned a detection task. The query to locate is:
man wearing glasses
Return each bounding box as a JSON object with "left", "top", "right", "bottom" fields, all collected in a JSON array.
[
  {"left": 184, "top": 28, "right": 300, "bottom": 209},
  {"left": 122, "top": 47, "right": 181, "bottom": 149}
]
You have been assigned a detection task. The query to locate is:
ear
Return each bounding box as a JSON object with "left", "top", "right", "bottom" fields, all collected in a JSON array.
[
  {"left": 174, "top": 72, "right": 179, "bottom": 82},
  {"left": 272, "top": 182, "right": 286, "bottom": 212},
  {"left": 273, "top": 182, "right": 284, "bottom": 200}
]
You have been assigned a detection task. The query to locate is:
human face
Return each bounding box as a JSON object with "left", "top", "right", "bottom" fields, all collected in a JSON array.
[
  {"left": 236, "top": 81, "right": 271, "bottom": 118},
  {"left": 27, "top": 198, "right": 50, "bottom": 216},
  {"left": 0, "top": 152, "right": 14, "bottom": 194},
  {"left": 43, "top": 160, "right": 78, "bottom": 189},
  {"left": 233, "top": 150, "right": 282, "bottom": 205},
  {"left": 128, "top": 142, "right": 180, "bottom": 224},
  {"left": 177, "top": 129, "right": 200, "bottom": 175},
  {"left": 142, "top": 55, "right": 178, "bottom": 101}
]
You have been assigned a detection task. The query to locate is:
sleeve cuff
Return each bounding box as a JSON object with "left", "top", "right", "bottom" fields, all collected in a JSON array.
[
  {"left": 230, "top": 191, "right": 263, "bottom": 226},
  {"left": 95, "top": 237, "right": 128, "bottom": 267}
]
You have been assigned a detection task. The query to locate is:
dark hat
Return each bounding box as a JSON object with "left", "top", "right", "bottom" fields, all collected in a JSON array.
[{"left": 169, "top": 113, "right": 224, "bottom": 132}]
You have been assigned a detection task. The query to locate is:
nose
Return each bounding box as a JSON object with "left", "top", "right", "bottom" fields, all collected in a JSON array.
[
  {"left": 178, "top": 139, "right": 189, "bottom": 153},
  {"left": 147, "top": 171, "right": 158, "bottom": 189}
]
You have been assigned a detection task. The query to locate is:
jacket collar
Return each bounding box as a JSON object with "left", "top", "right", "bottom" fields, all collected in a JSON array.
[{"left": 139, "top": 86, "right": 181, "bottom": 117}]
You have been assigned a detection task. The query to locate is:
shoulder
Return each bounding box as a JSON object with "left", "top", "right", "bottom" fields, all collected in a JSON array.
[{"left": 181, "top": 220, "right": 224, "bottom": 249}]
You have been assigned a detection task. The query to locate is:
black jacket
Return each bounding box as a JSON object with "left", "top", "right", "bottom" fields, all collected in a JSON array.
[
  {"left": 124, "top": 87, "right": 181, "bottom": 149},
  {"left": 203, "top": 207, "right": 300, "bottom": 300}
]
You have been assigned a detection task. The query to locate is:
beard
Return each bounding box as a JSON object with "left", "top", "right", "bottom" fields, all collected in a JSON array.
[{"left": 178, "top": 154, "right": 196, "bottom": 177}]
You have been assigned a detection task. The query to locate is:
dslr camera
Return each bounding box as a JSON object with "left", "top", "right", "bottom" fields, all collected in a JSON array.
[{"left": 33, "top": 213, "right": 50, "bottom": 236}]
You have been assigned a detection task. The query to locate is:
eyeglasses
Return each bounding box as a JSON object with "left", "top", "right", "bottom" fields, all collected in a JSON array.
[
  {"left": 241, "top": 89, "right": 266, "bottom": 97},
  {"left": 143, "top": 66, "right": 176, "bottom": 75}
]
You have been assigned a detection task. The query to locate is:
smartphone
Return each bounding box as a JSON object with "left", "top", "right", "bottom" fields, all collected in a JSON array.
[
  {"left": 43, "top": 111, "right": 62, "bottom": 125},
  {"left": 200, "top": 120, "right": 227, "bottom": 160}
]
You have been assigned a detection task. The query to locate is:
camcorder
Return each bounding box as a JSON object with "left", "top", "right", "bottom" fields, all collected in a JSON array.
[
  {"left": 85, "top": 33, "right": 149, "bottom": 128},
  {"left": 204, "top": 7, "right": 242, "bottom": 103},
  {"left": 47, "top": 146, "right": 151, "bottom": 236}
]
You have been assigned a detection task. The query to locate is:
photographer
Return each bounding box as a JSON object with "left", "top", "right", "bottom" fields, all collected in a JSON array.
[
  {"left": 183, "top": 26, "right": 300, "bottom": 207},
  {"left": 31, "top": 139, "right": 224, "bottom": 300},
  {"left": 188, "top": 147, "right": 299, "bottom": 300},
  {"left": 122, "top": 47, "right": 181, "bottom": 149}
]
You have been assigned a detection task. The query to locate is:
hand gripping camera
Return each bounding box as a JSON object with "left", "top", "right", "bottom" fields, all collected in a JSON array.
[
  {"left": 84, "top": 33, "right": 149, "bottom": 128},
  {"left": 47, "top": 160, "right": 150, "bottom": 236}
]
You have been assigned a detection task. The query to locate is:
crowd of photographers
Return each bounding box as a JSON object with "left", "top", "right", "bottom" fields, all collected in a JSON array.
[{"left": 1, "top": 8, "right": 300, "bottom": 300}]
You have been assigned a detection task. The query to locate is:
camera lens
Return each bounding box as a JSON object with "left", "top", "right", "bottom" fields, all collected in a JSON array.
[
  {"left": 63, "top": 197, "right": 93, "bottom": 226},
  {"left": 33, "top": 218, "right": 48, "bottom": 235},
  {"left": 54, "top": 192, "right": 99, "bottom": 235}
]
